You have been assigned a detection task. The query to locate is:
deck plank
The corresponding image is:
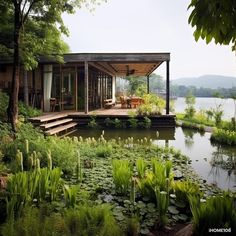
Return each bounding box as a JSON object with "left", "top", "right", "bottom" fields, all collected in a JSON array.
[
  {"left": 40, "top": 118, "right": 73, "bottom": 129},
  {"left": 45, "top": 122, "right": 78, "bottom": 135}
]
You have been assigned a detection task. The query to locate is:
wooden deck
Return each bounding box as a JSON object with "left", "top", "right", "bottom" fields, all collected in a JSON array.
[{"left": 30, "top": 105, "right": 176, "bottom": 131}]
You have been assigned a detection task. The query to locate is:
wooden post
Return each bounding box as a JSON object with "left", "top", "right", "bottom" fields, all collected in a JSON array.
[
  {"left": 100, "top": 73, "right": 103, "bottom": 109},
  {"left": 84, "top": 61, "right": 89, "bottom": 114},
  {"left": 147, "top": 75, "right": 150, "bottom": 94},
  {"left": 166, "top": 60, "right": 170, "bottom": 115},
  {"left": 75, "top": 65, "right": 78, "bottom": 111}
]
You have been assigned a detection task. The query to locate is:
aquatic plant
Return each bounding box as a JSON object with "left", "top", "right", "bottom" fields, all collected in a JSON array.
[
  {"left": 112, "top": 159, "right": 132, "bottom": 195},
  {"left": 113, "top": 118, "right": 123, "bottom": 128},
  {"left": 136, "top": 159, "right": 173, "bottom": 227},
  {"left": 126, "top": 216, "right": 140, "bottom": 236},
  {"left": 211, "top": 128, "right": 236, "bottom": 146},
  {"left": 65, "top": 204, "right": 122, "bottom": 236},
  {"left": 63, "top": 184, "right": 79, "bottom": 208},
  {"left": 136, "top": 159, "right": 146, "bottom": 179},
  {"left": 174, "top": 180, "right": 202, "bottom": 208},
  {"left": 76, "top": 150, "right": 83, "bottom": 182},
  {"left": 189, "top": 193, "right": 236, "bottom": 235},
  {"left": 88, "top": 115, "right": 98, "bottom": 128}
]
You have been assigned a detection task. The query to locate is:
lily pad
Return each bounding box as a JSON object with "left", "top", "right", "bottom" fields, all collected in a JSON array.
[
  {"left": 140, "top": 228, "right": 150, "bottom": 235},
  {"left": 178, "top": 214, "right": 188, "bottom": 222},
  {"left": 168, "top": 205, "right": 179, "bottom": 215}
]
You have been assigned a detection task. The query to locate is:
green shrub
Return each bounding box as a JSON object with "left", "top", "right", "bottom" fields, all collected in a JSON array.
[
  {"left": 95, "top": 143, "right": 113, "bottom": 157},
  {"left": 18, "top": 101, "right": 42, "bottom": 119},
  {"left": 113, "top": 118, "right": 123, "bottom": 128},
  {"left": 0, "top": 91, "right": 8, "bottom": 121},
  {"left": 88, "top": 116, "right": 98, "bottom": 128},
  {"left": 136, "top": 94, "right": 165, "bottom": 116},
  {"left": 211, "top": 128, "right": 236, "bottom": 146}
]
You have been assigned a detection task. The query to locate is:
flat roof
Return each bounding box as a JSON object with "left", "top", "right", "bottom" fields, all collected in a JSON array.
[{"left": 1, "top": 52, "right": 170, "bottom": 76}]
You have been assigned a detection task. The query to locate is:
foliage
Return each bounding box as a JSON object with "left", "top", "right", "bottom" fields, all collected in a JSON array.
[
  {"left": 136, "top": 159, "right": 173, "bottom": 227},
  {"left": 0, "top": 91, "right": 9, "bottom": 121},
  {"left": 1, "top": 133, "right": 77, "bottom": 175},
  {"left": 113, "top": 118, "right": 123, "bottom": 128},
  {"left": 184, "top": 92, "right": 196, "bottom": 119},
  {"left": 6, "top": 168, "right": 63, "bottom": 219},
  {"left": 210, "top": 128, "right": 236, "bottom": 146},
  {"left": 18, "top": 102, "right": 42, "bottom": 119},
  {"left": 65, "top": 204, "right": 122, "bottom": 236},
  {"left": 188, "top": 0, "right": 236, "bottom": 51},
  {"left": 174, "top": 180, "right": 202, "bottom": 208},
  {"left": 122, "top": 73, "right": 165, "bottom": 96},
  {"left": 136, "top": 159, "right": 147, "bottom": 179},
  {"left": 88, "top": 116, "right": 98, "bottom": 128},
  {"left": 63, "top": 184, "right": 79, "bottom": 208},
  {"left": 136, "top": 94, "right": 165, "bottom": 116},
  {"left": 189, "top": 193, "right": 236, "bottom": 235},
  {"left": 95, "top": 143, "right": 113, "bottom": 157},
  {"left": 1, "top": 205, "right": 67, "bottom": 236},
  {"left": 112, "top": 159, "right": 132, "bottom": 195}
]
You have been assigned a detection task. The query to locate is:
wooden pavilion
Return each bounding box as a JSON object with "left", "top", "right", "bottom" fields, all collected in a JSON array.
[{"left": 0, "top": 52, "right": 171, "bottom": 114}]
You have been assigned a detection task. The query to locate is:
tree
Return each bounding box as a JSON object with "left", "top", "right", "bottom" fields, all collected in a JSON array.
[
  {"left": 188, "top": 0, "right": 236, "bottom": 50},
  {"left": 185, "top": 91, "right": 196, "bottom": 118},
  {"left": 0, "top": 0, "right": 103, "bottom": 132}
]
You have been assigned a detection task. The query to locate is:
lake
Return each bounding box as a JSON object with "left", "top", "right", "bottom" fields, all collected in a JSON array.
[
  {"left": 73, "top": 127, "right": 236, "bottom": 191},
  {"left": 174, "top": 97, "right": 235, "bottom": 120}
]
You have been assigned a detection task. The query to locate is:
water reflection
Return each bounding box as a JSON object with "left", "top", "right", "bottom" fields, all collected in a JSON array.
[
  {"left": 169, "top": 128, "right": 236, "bottom": 190},
  {"left": 182, "top": 129, "right": 194, "bottom": 148}
]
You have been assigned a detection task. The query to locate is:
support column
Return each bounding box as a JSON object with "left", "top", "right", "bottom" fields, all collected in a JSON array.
[
  {"left": 84, "top": 61, "right": 89, "bottom": 114},
  {"left": 147, "top": 75, "right": 150, "bottom": 94},
  {"left": 75, "top": 65, "right": 78, "bottom": 111},
  {"left": 166, "top": 60, "right": 170, "bottom": 115}
]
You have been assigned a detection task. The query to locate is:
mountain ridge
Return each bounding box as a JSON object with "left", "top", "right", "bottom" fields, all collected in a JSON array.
[{"left": 171, "top": 75, "right": 236, "bottom": 89}]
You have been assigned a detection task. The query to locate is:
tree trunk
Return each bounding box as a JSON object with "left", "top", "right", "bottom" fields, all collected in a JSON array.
[
  {"left": 23, "top": 69, "right": 29, "bottom": 106},
  {"left": 7, "top": 2, "right": 21, "bottom": 132}
]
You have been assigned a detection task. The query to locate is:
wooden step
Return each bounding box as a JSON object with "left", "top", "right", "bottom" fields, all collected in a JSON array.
[
  {"left": 29, "top": 113, "right": 68, "bottom": 123},
  {"left": 40, "top": 118, "right": 73, "bottom": 129},
  {"left": 45, "top": 122, "right": 78, "bottom": 136}
]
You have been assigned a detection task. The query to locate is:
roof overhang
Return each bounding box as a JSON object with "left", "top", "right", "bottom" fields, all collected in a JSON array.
[
  {"left": 41, "top": 52, "right": 170, "bottom": 77},
  {"left": 0, "top": 53, "right": 170, "bottom": 77}
]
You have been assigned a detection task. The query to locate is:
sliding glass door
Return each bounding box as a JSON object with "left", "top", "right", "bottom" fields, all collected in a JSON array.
[{"left": 61, "top": 72, "right": 76, "bottom": 110}]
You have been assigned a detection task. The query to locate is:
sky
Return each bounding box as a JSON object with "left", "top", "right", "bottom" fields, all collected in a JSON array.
[{"left": 62, "top": 0, "right": 236, "bottom": 80}]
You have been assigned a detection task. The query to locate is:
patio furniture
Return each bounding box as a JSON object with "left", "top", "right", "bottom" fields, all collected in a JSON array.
[
  {"left": 130, "top": 97, "right": 140, "bottom": 108},
  {"left": 104, "top": 99, "right": 115, "bottom": 109},
  {"left": 120, "top": 96, "right": 127, "bottom": 108}
]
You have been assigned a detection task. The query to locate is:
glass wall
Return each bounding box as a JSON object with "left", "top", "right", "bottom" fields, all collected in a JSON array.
[{"left": 50, "top": 64, "right": 113, "bottom": 112}]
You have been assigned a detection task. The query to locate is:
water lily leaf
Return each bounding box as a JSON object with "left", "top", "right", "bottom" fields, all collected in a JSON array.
[
  {"left": 175, "top": 201, "right": 186, "bottom": 208},
  {"left": 178, "top": 214, "right": 188, "bottom": 222},
  {"left": 140, "top": 228, "right": 150, "bottom": 235},
  {"left": 168, "top": 206, "right": 179, "bottom": 215}
]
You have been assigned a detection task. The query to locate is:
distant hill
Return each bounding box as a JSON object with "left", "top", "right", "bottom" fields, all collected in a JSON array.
[{"left": 171, "top": 75, "right": 236, "bottom": 89}]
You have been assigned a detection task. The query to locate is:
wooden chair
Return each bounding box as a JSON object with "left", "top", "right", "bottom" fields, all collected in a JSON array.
[
  {"left": 131, "top": 98, "right": 141, "bottom": 108},
  {"left": 120, "top": 96, "right": 127, "bottom": 108}
]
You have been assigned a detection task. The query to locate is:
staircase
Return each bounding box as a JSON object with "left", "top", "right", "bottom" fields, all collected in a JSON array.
[{"left": 29, "top": 113, "right": 78, "bottom": 136}]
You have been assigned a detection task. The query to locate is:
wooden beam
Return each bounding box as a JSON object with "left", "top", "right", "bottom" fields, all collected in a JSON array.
[
  {"left": 89, "top": 62, "right": 115, "bottom": 77},
  {"left": 147, "top": 75, "right": 150, "bottom": 94}
]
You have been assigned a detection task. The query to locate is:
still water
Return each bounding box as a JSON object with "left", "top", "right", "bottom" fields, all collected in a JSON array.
[
  {"left": 74, "top": 127, "right": 236, "bottom": 191},
  {"left": 174, "top": 97, "right": 235, "bottom": 120}
]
